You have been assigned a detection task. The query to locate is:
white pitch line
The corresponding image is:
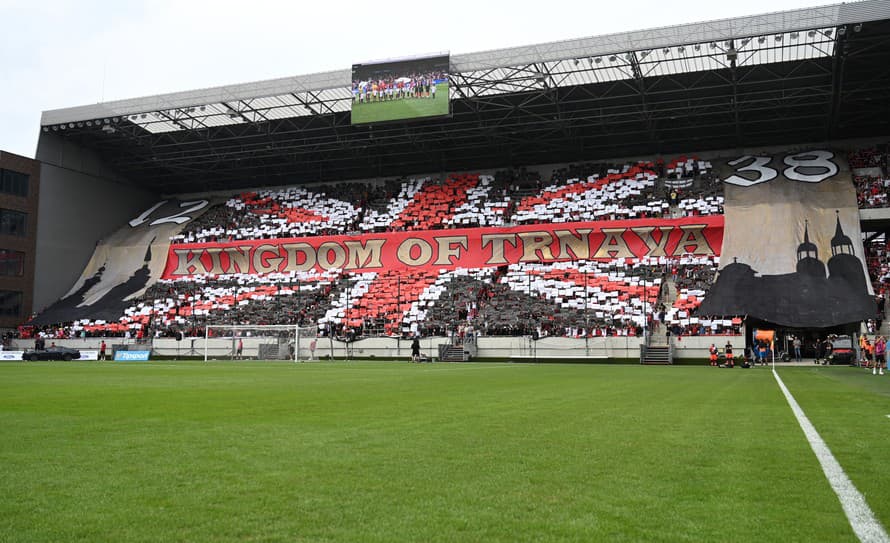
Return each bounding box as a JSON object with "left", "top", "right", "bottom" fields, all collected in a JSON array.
[{"left": 773, "top": 369, "right": 889, "bottom": 543}]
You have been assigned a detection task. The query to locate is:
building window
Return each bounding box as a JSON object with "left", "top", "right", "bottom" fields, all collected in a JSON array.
[
  {"left": 0, "top": 250, "right": 24, "bottom": 276},
  {"left": 0, "top": 169, "right": 28, "bottom": 197},
  {"left": 0, "top": 209, "right": 26, "bottom": 237},
  {"left": 0, "top": 290, "right": 22, "bottom": 317}
]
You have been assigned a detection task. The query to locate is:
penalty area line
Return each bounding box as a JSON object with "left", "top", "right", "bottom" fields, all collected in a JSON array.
[{"left": 773, "top": 369, "right": 889, "bottom": 543}]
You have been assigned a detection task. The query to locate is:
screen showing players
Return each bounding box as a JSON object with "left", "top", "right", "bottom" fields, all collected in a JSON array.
[{"left": 351, "top": 53, "right": 450, "bottom": 125}]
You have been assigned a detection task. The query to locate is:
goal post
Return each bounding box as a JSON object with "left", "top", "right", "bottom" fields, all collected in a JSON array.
[{"left": 203, "top": 324, "right": 318, "bottom": 362}]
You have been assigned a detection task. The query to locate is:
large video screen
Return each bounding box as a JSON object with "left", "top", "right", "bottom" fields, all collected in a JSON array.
[{"left": 351, "top": 53, "right": 450, "bottom": 125}]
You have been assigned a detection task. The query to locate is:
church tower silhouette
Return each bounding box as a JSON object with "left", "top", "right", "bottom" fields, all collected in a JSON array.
[
  {"left": 827, "top": 211, "right": 867, "bottom": 294},
  {"left": 796, "top": 220, "right": 826, "bottom": 277}
]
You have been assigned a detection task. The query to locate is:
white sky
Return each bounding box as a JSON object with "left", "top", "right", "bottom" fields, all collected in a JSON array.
[{"left": 1, "top": 0, "right": 830, "bottom": 158}]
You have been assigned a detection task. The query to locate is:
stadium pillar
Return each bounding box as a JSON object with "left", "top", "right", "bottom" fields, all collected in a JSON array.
[
  {"left": 642, "top": 267, "right": 649, "bottom": 346},
  {"left": 585, "top": 268, "right": 589, "bottom": 358},
  {"left": 397, "top": 275, "right": 401, "bottom": 357},
  {"left": 527, "top": 263, "right": 532, "bottom": 356},
  {"left": 528, "top": 260, "right": 538, "bottom": 363}
]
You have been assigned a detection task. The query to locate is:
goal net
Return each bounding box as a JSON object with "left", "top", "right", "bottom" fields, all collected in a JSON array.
[{"left": 204, "top": 324, "right": 318, "bottom": 362}]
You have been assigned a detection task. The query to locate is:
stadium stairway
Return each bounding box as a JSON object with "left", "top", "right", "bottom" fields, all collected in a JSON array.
[
  {"left": 642, "top": 277, "right": 673, "bottom": 365},
  {"left": 641, "top": 345, "right": 672, "bottom": 365},
  {"left": 438, "top": 343, "right": 470, "bottom": 362}
]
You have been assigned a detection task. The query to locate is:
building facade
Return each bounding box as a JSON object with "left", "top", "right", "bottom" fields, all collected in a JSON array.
[{"left": 0, "top": 151, "right": 39, "bottom": 329}]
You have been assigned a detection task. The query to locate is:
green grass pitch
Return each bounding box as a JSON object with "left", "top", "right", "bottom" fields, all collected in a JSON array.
[
  {"left": 351, "top": 83, "right": 450, "bottom": 125},
  {"left": 0, "top": 361, "right": 888, "bottom": 542}
]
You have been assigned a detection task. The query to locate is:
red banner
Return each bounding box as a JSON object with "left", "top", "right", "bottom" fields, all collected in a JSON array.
[{"left": 162, "top": 216, "right": 723, "bottom": 278}]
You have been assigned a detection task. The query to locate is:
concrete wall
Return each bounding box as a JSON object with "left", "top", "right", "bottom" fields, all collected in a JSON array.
[
  {"left": 11, "top": 334, "right": 742, "bottom": 362},
  {"left": 33, "top": 133, "right": 157, "bottom": 312}
]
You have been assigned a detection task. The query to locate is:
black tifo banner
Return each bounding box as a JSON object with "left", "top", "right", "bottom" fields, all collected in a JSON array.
[{"left": 698, "top": 150, "right": 876, "bottom": 328}]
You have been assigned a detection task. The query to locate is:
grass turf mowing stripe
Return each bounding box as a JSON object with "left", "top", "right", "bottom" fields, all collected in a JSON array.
[
  {"left": 0, "top": 362, "right": 860, "bottom": 542},
  {"left": 772, "top": 368, "right": 889, "bottom": 543}
]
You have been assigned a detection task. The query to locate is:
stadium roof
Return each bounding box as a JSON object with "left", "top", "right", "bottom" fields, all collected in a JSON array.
[{"left": 40, "top": 0, "right": 890, "bottom": 194}]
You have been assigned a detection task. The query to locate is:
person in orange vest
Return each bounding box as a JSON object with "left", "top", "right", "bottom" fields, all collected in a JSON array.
[
  {"left": 863, "top": 338, "right": 874, "bottom": 370},
  {"left": 873, "top": 336, "right": 886, "bottom": 376}
]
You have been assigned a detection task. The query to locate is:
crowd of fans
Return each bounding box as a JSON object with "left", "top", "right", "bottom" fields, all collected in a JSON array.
[
  {"left": 864, "top": 238, "right": 890, "bottom": 334},
  {"left": 850, "top": 145, "right": 889, "bottom": 209},
  {"left": 173, "top": 155, "right": 723, "bottom": 244},
  {"left": 26, "top": 255, "right": 735, "bottom": 341},
  {"left": 34, "top": 143, "right": 890, "bottom": 342}
]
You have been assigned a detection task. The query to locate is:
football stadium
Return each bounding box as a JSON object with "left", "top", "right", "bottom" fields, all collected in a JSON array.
[{"left": 2, "top": 1, "right": 890, "bottom": 541}]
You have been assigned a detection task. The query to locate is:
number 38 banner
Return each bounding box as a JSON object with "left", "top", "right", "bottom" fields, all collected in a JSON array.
[{"left": 698, "top": 149, "right": 876, "bottom": 328}]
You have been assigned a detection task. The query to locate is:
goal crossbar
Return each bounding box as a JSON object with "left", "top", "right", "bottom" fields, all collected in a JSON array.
[{"left": 203, "top": 324, "right": 317, "bottom": 362}]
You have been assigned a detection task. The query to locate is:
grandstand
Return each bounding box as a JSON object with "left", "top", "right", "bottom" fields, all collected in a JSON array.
[{"left": 10, "top": 0, "right": 890, "bottom": 364}]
